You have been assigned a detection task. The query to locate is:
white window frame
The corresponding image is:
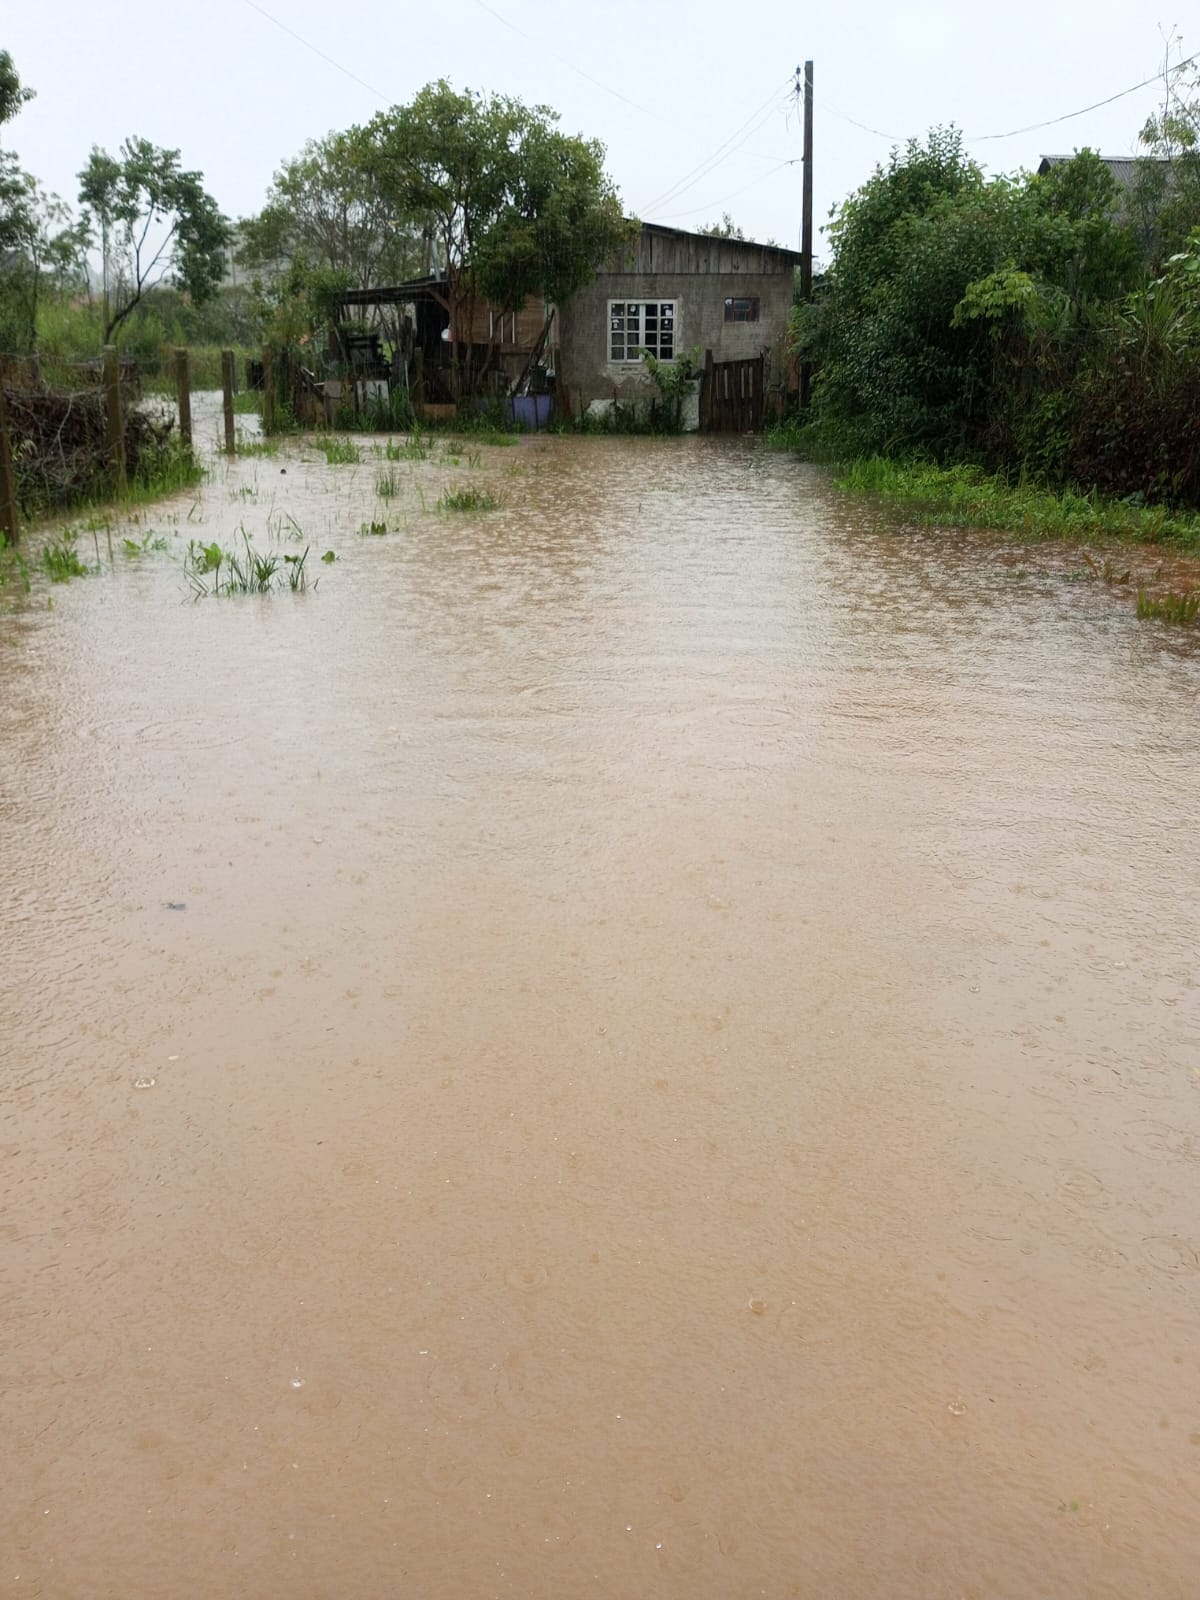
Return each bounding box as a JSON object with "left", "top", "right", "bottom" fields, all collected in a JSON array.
[{"left": 608, "top": 299, "right": 678, "bottom": 364}]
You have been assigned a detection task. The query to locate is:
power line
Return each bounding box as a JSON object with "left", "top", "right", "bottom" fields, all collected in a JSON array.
[
  {"left": 819, "top": 53, "right": 1200, "bottom": 151},
  {"left": 654, "top": 159, "right": 798, "bottom": 224},
  {"left": 466, "top": 0, "right": 656, "bottom": 116},
  {"left": 644, "top": 78, "right": 794, "bottom": 214},
  {"left": 238, "top": 0, "right": 389, "bottom": 102},
  {"left": 968, "top": 53, "right": 1198, "bottom": 140},
  {"left": 822, "top": 96, "right": 900, "bottom": 143}
]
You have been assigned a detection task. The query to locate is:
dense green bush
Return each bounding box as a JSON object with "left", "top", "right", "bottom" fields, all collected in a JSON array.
[{"left": 802, "top": 116, "right": 1200, "bottom": 508}]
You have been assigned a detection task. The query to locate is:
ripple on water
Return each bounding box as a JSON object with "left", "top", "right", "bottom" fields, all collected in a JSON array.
[
  {"left": 423, "top": 1361, "right": 497, "bottom": 1425},
  {"left": 1124, "top": 1119, "right": 1200, "bottom": 1166},
  {"left": 1141, "top": 1236, "right": 1200, "bottom": 1275}
]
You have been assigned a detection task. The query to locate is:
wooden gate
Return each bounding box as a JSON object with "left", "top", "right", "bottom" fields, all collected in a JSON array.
[{"left": 702, "top": 355, "right": 764, "bottom": 432}]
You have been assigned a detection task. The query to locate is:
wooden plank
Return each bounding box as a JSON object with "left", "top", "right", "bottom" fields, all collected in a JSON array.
[
  {"left": 221, "top": 349, "right": 236, "bottom": 455},
  {"left": 175, "top": 347, "right": 192, "bottom": 448},
  {"left": 0, "top": 385, "right": 17, "bottom": 544},
  {"left": 103, "top": 345, "right": 126, "bottom": 490}
]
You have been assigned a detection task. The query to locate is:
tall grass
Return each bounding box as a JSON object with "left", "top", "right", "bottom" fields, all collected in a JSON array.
[
  {"left": 437, "top": 485, "right": 504, "bottom": 512},
  {"left": 1136, "top": 589, "right": 1200, "bottom": 623},
  {"left": 316, "top": 436, "right": 362, "bottom": 465},
  {"left": 184, "top": 532, "right": 313, "bottom": 596},
  {"left": 41, "top": 535, "right": 90, "bottom": 582},
  {"left": 832, "top": 457, "right": 1200, "bottom": 549}
]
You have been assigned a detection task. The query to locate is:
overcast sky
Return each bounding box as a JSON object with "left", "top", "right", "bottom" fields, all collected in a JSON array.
[{"left": 4, "top": 0, "right": 1188, "bottom": 260}]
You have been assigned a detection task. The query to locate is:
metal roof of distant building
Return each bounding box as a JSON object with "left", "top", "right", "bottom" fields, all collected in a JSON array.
[{"left": 1037, "top": 154, "right": 1170, "bottom": 188}]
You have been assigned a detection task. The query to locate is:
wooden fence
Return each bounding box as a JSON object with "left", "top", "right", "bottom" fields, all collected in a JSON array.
[{"left": 0, "top": 344, "right": 250, "bottom": 542}]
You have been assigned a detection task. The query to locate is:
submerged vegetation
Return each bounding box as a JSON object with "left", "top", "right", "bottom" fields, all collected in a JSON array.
[
  {"left": 1136, "top": 588, "right": 1200, "bottom": 623},
  {"left": 40, "top": 534, "right": 89, "bottom": 581},
  {"left": 437, "top": 485, "right": 504, "bottom": 512},
  {"left": 315, "top": 436, "right": 362, "bottom": 466},
  {"left": 184, "top": 532, "right": 311, "bottom": 596}
]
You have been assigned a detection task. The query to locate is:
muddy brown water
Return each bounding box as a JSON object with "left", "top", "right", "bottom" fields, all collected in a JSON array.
[{"left": 2, "top": 416, "right": 1199, "bottom": 1598}]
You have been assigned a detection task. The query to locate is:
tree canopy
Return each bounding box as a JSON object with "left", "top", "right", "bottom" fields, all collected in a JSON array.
[
  {"left": 361, "top": 82, "right": 628, "bottom": 393},
  {"left": 0, "top": 50, "right": 34, "bottom": 255},
  {"left": 237, "top": 127, "right": 423, "bottom": 291},
  {"left": 78, "top": 138, "right": 229, "bottom": 342},
  {"left": 803, "top": 84, "right": 1200, "bottom": 506}
]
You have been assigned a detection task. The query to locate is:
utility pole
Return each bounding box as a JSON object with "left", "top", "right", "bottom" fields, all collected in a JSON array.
[{"left": 800, "top": 59, "right": 814, "bottom": 411}]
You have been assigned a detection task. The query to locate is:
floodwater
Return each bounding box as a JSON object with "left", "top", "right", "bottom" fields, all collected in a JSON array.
[{"left": 2, "top": 409, "right": 1199, "bottom": 1599}]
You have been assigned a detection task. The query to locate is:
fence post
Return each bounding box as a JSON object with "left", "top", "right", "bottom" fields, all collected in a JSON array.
[
  {"left": 174, "top": 346, "right": 192, "bottom": 449},
  {"left": 221, "top": 349, "right": 236, "bottom": 454},
  {"left": 0, "top": 386, "right": 17, "bottom": 545},
  {"left": 262, "top": 345, "right": 276, "bottom": 434},
  {"left": 412, "top": 347, "right": 425, "bottom": 416},
  {"left": 699, "top": 348, "right": 714, "bottom": 434},
  {"left": 102, "top": 344, "right": 126, "bottom": 490}
]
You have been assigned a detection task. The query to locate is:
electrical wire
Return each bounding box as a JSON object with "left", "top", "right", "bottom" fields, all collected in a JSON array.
[
  {"left": 644, "top": 78, "right": 794, "bottom": 214},
  {"left": 466, "top": 0, "right": 656, "bottom": 116},
  {"left": 647, "top": 82, "right": 792, "bottom": 211},
  {"left": 814, "top": 53, "right": 1199, "bottom": 152},
  {"left": 238, "top": 0, "right": 389, "bottom": 101},
  {"left": 968, "top": 53, "right": 1198, "bottom": 140},
  {"left": 653, "top": 159, "right": 799, "bottom": 224},
  {"left": 821, "top": 96, "right": 900, "bottom": 143}
]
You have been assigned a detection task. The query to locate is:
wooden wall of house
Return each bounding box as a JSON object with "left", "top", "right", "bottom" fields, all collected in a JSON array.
[
  {"left": 607, "top": 228, "right": 801, "bottom": 278},
  {"left": 453, "top": 299, "right": 548, "bottom": 350}
]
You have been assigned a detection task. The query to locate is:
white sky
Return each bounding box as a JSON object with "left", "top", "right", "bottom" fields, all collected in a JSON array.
[{"left": 4, "top": 0, "right": 1188, "bottom": 262}]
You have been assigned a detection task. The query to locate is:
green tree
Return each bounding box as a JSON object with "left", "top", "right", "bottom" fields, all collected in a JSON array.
[
  {"left": 238, "top": 127, "right": 423, "bottom": 291},
  {"left": 1030, "top": 148, "right": 1141, "bottom": 301},
  {"left": 1132, "top": 57, "right": 1200, "bottom": 263},
  {"left": 0, "top": 50, "right": 35, "bottom": 255},
  {"left": 698, "top": 212, "right": 745, "bottom": 240},
  {"left": 810, "top": 131, "right": 1143, "bottom": 460},
  {"left": 77, "top": 138, "right": 230, "bottom": 343},
  {"left": 1, "top": 182, "right": 89, "bottom": 359},
  {"left": 362, "top": 81, "right": 628, "bottom": 396},
  {"left": 0, "top": 50, "right": 33, "bottom": 127}
]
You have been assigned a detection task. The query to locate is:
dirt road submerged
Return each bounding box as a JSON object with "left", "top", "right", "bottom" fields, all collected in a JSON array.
[{"left": 2, "top": 425, "right": 1199, "bottom": 1597}]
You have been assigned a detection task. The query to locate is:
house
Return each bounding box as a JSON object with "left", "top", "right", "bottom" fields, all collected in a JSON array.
[
  {"left": 555, "top": 222, "right": 803, "bottom": 430},
  {"left": 333, "top": 220, "right": 802, "bottom": 428}
]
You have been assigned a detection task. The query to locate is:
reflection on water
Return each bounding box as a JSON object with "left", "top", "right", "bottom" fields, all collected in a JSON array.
[{"left": 2, "top": 423, "right": 1199, "bottom": 1598}]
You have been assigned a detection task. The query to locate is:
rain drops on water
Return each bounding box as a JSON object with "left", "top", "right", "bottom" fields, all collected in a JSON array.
[
  {"left": 133, "top": 1076, "right": 156, "bottom": 1090},
  {"left": 291, "top": 1377, "right": 305, "bottom": 1390},
  {"left": 947, "top": 1399, "right": 967, "bottom": 1417}
]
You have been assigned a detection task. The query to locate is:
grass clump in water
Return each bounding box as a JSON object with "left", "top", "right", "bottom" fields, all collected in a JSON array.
[
  {"left": 316, "top": 436, "right": 362, "bottom": 465},
  {"left": 359, "top": 519, "right": 390, "bottom": 537},
  {"left": 185, "top": 532, "right": 312, "bottom": 596},
  {"left": 383, "top": 435, "right": 429, "bottom": 462},
  {"left": 41, "top": 535, "right": 90, "bottom": 581},
  {"left": 1135, "top": 588, "right": 1199, "bottom": 624},
  {"left": 234, "top": 433, "right": 279, "bottom": 458},
  {"left": 376, "top": 468, "right": 401, "bottom": 499},
  {"left": 437, "top": 485, "right": 504, "bottom": 513},
  {"left": 121, "top": 531, "right": 170, "bottom": 556}
]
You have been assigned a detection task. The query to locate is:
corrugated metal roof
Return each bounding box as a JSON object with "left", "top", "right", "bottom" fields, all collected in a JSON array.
[
  {"left": 1037, "top": 155, "right": 1170, "bottom": 189},
  {"left": 639, "top": 220, "right": 803, "bottom": 261}
]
